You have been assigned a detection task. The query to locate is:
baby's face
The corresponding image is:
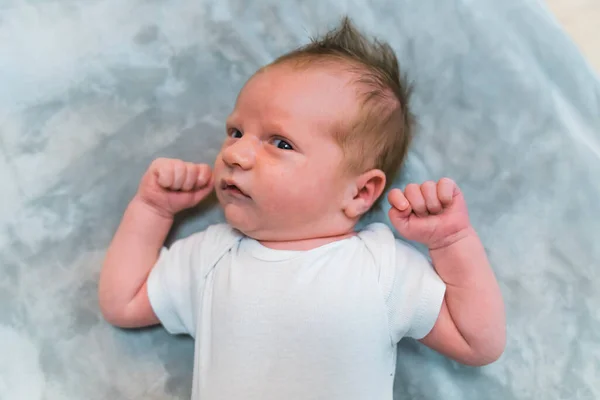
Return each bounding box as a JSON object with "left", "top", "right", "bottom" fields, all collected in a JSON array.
[{"left": 213, "top": 64, "right": 360, "bottom": 241}]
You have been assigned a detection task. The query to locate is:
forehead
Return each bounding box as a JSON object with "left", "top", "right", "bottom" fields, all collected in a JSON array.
[{"left": 231, "top": 64, "right": 359, "bottom": 137}]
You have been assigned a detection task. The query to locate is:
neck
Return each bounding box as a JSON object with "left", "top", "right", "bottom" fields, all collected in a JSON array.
[{"left": 258, "top": 231, "right": 356, "bottom": 251}]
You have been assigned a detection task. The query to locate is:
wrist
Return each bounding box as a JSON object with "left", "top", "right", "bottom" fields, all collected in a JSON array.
[
  {"left": 428, "top": 226, "right": 477, "bottom": 252},
  {"left": 130, "top": 195, "right": 175, "bottom": 223}
]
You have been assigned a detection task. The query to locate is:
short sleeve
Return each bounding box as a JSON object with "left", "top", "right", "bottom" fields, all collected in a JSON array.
[
  {"left": 146, "top": 223, "right": 241, "bottom": 337},
  {"left": 388, "top": 240, "right": 446, "bottom": 341},
  {"left": 359, "top": 223, "right": 446, "bottom": 343}
]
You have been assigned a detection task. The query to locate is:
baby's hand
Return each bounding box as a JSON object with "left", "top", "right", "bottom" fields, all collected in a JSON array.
[
  {"left": 388, "top": 178, "right": 471, "bottom": 250},
  {"left": 136, "top": 158, "right": 214, "bottom": 218}
]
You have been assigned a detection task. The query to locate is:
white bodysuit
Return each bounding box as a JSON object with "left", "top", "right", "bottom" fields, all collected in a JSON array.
[{"left": 147, "top": 222, "right": 446, "bottom": 400}]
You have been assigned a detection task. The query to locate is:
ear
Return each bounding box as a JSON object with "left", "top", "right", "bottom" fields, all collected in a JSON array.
[{"left": 343, "top": 169, "right": 386, "bottom": 219}]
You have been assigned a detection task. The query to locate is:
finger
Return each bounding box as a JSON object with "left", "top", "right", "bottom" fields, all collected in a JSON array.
[
  {"left": 437, "top": 178, "right": 457, "bottom": 207},
  {"left": 421, "top": 181, "right": 442, "bottom": 214},
  {"left": 388, "top": 188, "right": 412, "bottom": 218},
  {"left": 181, "top": 163, "right": 199, "bottom": 191},
  {"left": 388, "top": 188, "right": 410, "bottom": 210},
  {"left": 194, "top": 164, "right": 212, "bottom": 188},
  {"left": 155, "top": 159, "right": 174, "bottom": 188},
  {"left": 190, "top": 179, "right": 215, "bottom": 205},
  {"left": 170, "top": 160, "right": 187, "bottom": 190},
  {"left": 388, "top": 206, "right": 411, "bottom": 232},
  {"left": 404, "top": 183, "right": 428, "bottom": 217}
]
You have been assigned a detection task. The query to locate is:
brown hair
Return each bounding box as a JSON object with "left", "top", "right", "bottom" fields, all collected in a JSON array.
[{"left": 270, "top": 16, "right": 415, "bottom": 203}]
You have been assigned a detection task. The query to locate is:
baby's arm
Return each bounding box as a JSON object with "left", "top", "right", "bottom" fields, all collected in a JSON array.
[
  {"left": 388, "top": 178, "right": 506, "bottom": 366},
  {"left": 423, "top": 228, "right": 505, "bottom": 366},
  {"left": 98, "top": 158, "right": 213, "bottom": 328}
]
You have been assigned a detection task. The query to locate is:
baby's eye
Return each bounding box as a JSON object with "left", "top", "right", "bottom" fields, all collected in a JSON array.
[
  {"left": 230, "top": 129, "right": 243, "bottom": 138},
  {"left": 272, "top": 138, "right": 293, "bottom": 150}
]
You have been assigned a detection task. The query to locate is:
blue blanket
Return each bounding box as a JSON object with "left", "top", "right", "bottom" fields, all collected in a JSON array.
[{"left": 1, "top": 0, "right": 599, "bottom": 399}]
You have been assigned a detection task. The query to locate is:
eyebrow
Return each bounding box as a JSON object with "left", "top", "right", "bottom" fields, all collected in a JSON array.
[
  {"left": 225, "top": 112, "right": 238, "bottom": 127},
  {"left": 226, "top": 112, "right": 290, "bottom": 137},
  {"left": 265, "top": 119, "right": 290, "bottom": 138}
]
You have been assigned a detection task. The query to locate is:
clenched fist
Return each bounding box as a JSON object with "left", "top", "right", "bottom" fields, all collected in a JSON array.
[
  {"left": 388, "top": 178, "right": 472, "bottom": 250},
  {"left": 136, "top": 158, "right": 214, "bottom": 218}
]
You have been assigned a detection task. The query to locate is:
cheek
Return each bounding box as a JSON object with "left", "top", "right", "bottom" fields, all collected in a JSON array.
[
  {"left": 213, "top": 155, "right": 223, "bottom": 172},
  {"left": 254, "top": 168, "right": 301, "bottom": 206},
  {"left": 265, "top": 169, "right": 339, "bottom": 210},
  {"left": 213, "top": 153, "right": 232, "bottom": 178}
]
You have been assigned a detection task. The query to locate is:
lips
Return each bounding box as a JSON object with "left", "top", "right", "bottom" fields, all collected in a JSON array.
[{"left": 220, "top": 179, "right": 250, "bottom": 198}]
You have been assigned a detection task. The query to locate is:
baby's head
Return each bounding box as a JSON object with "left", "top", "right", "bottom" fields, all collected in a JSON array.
[{"left": 214, "top": 17, "right": 414, "bottom": 242}]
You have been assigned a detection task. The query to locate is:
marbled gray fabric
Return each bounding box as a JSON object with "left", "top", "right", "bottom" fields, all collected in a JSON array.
[{"left": 1, "top": 0, "right": 599, "bottom": 399}]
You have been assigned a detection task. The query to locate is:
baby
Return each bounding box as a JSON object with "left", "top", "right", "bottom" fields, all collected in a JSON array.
[{"left": 99, "top": 17, "right": 505, "bottom": 400}]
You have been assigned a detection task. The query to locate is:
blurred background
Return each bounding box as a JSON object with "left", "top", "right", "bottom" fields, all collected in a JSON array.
[{"left": 546, "top": 0, "right": 600, "bottom": 72}]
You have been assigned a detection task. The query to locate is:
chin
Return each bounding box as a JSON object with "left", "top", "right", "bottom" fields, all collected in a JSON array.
[{"left": 222, "top": 204, "right": 257, "bottom": 237}]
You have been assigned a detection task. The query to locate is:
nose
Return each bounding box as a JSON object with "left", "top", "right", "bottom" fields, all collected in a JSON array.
[{"left": 222, "top": 136, "right": 257, "bottom": 170}]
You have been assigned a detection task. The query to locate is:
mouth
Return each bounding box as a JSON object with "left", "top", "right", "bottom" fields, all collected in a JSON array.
[{"left": 220, "top": 179, "right": 251, "bottom": 198}]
